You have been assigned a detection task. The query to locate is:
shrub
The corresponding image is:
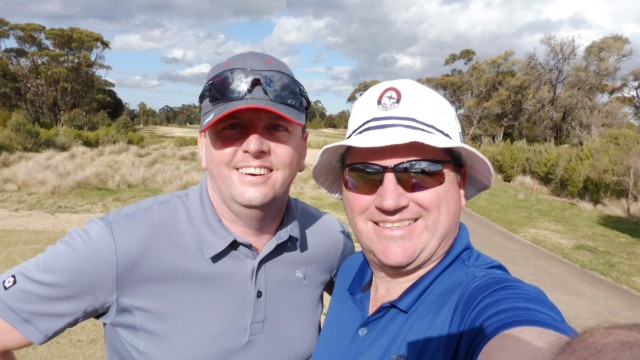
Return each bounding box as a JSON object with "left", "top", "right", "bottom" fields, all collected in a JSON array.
[
  {"left": 115, "top": 115, "right": 136, "bottom": 134},
  {"left": 0, "top": 128, "right": 12, "bottom": 152},
  {"left": 0, "top": 109, "right": 11, "bottom": 128},
  {"left": 95, "top": 126, "right": 124, "bottom": 145},
  {"left": 38, "top": 127, "right": 60, "bottom": 150},
  {"left": 174, "top": 136, "right": 197, "bottom": 147},
  {"left": 127, "top": 131, "right": 145, "bottom": 146},
  {"left": 63, "top": 109, "right": 92, "bottom": 131},
  {"left": 5, "top": 114, "right": 42, "bottom": 152},
  {"left": 53, "top": 128, "right": 80, "bottom": 151},
  {"left": 91, "top": 111, "right": 112, "bottom": 129},
  {"left": 529, "top": 143, "right": 561, "bottom": 186},
  {"left": 75, "top": 130, "right": 100, "bottom": 148},
  {"left": 488, "top": 141, "right": 527, "bottom": 182}
]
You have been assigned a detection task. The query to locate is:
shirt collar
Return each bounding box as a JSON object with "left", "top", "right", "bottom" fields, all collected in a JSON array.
[
  {"left": 189, "top": 174, "right": 301, "bottom": 259},
  {"left": 347, "top": 223, "right": 473, "bottom": 313}
]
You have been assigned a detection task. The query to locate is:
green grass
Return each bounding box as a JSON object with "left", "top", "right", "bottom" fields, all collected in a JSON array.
[
  {"left": 467, "top": 182, "right": 640, "bottom": 293},
  {"left": 307, "top": 128, "right": 346, "bottom": 149}
]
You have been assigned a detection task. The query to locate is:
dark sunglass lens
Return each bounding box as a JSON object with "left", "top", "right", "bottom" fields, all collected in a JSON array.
[
  {"left": 202, "top": 69, "right": 308, "bottom": 111},
  {"left": 207, "top": 71, "right": 247, "bottom": 104},
  {"left": 258, "top": 71, "right": 305, "bottom": 108},
  {"left": 343, "top": 164, "right": 383, "bottom": 195},
  {"left": 402, "top": 161, "right": 446, "bottom": 192}
]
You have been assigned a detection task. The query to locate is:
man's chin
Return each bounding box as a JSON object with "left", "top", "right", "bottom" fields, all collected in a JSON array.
[{"left": 237, "top": 193, "right": 288, "bottom": 210}]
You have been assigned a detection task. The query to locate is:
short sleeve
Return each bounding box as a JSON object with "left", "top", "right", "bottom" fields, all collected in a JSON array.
[
  {"left": 448, "top": 274, "right": 577, "bottom": 359},
  {"left": 0, "top": 218, "right": 117, "bottom": 344}
]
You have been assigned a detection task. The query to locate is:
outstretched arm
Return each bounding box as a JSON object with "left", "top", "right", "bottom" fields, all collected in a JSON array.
[
  {"left": 478, "top": 326, "right": 570, "bottom": 360},
  {"left": 0, "top": 317, "right": 32, "bottom": 359}
]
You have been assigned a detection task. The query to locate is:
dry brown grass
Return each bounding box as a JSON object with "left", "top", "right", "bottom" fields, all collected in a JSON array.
[{"left": 0, "top": 143, "right": 203, "bottom": 196}]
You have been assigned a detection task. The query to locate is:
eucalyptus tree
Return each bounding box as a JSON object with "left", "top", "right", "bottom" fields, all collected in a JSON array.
[
  {"left": 525, "top": 34, "right": 634, "bottom": 144},
  {"left": 524, "top": 34, "right": 581, "bottom": 144},
  {"left": 307, "top": 99, "right": 328, "bottom": 124},
  {"left": 567, "top": 35, "right": 633, "bottom": 141},
  {"left": 621, "top": 68, "right": 640, "bottom": 120},
  {"left": 347, "top": 80, "right": 380, "bottom": 104},
  {"left": 421, "top": 49, "right": 531, "bottom": 143},
  {"left": 0, "top": 18, "right": 119, "bottom": 127}
]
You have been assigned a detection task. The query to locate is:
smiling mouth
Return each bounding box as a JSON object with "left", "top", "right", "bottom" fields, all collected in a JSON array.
[
  {"left": 238, "top": 167, "right": 271, "bottom": 176},
  {"left": 377, "top": 219, "right": 416, "bottom": 228}
]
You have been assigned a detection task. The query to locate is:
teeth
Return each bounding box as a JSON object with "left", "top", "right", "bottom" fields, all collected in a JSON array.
[
  {"left": 238, "top": 167, "right": 271, "bottom": 175},
  {"left": 378, "top": 220, "right": 415, "bottom": 228}
]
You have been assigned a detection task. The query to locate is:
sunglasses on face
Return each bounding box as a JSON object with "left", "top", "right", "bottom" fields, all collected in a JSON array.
[
  {"left": 198, "top": 69, "right": 311, "bottom": 112},
  {"left": 342, "top": 159, "right": 459, "bottom": 195}
]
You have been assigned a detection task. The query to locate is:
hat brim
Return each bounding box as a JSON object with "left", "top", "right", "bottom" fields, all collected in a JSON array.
[
  {"left": 311, "top": 127, "right": 493, "bottom": 200},
  {"left": 200, "top": 98, "right": 305, "bottom": 133}
]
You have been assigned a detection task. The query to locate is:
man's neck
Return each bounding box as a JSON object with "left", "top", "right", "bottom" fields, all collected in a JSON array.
[
  {"left": 207, "top": 185, "right": 289, "bottom": 253},
  {"left": 368, "top": 264, "right": 434, "bottom": 315}
]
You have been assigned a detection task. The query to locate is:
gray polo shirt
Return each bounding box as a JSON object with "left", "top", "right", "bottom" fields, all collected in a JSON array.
[{"left": 0, "top": 175, "right": 354, "bottom": 359}]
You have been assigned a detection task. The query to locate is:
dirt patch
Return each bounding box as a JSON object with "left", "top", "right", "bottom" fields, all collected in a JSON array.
[
  {"left": 140, "top": 126, "right": 199, "bottom": 138},
  {"left": 0, "top": 208, "right": 99, "bottom": 232}
]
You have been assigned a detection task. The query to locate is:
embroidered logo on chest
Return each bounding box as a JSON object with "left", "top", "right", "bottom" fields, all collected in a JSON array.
[
  {"left": 3, "top": 275, "right": 17, "bottom": 290},
  {"left": 295, "top": 269, "right": 307, "bottom": 283}
]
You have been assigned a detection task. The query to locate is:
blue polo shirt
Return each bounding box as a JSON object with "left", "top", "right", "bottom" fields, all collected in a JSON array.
[
  {"left": 313, "top": 223, "right": 576, "bottom": 360},
  {"left": 0, "top": 175, "right": 354, "bottom": 359}
]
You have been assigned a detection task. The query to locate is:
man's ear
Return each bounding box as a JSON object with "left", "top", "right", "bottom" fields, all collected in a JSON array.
[
  {"left": 299, "top": 130, "right": 309, "bottom": 172},
  {"left": 459, "top": 167, "right": 468, "bottom": 206},
  {"left": 197, "top": 131, "right": 208, "bottom": 169}
]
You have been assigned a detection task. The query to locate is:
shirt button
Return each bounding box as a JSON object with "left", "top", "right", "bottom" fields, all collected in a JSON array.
[
  {"left": 256, "top": 290, "right": 263, "bottom": 299},
  {"left": 358, "top": 327, "right": 367, "bottom": 337}
]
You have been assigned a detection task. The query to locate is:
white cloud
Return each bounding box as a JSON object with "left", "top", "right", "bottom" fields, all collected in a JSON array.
[
  {"left": 268, "top": 16, "right": 341, "bottom": 45},
  {"left": 115, "top": 76, "right": 161, "bottom": 89},
  {"left": 3, "top": 0, "right": 639, "bottom": 113},
  {"left": 158, "top": 64, "right": 212, "bottom": 84},
  {"left": 112, "top": 34, "right": 160, "bottom": 51}
]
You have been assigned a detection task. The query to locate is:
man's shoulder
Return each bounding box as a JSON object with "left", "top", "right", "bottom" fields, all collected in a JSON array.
[
  {"left": 337, "top": 252, "right": 365, "bottom": 273},
  {"left": 452, "top": 269, "right": 554, "bottom": 316}
]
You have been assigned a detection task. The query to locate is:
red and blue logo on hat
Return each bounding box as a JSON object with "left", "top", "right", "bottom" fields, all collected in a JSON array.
[{"left": 377, "top": 87, "right": 401, "bottom": 111}]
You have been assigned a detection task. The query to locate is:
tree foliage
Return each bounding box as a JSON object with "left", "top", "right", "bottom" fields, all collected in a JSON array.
[
  {"left": 0, "top": 18, "right": 122, "bottom": 127},
  {"left": 419, "top": 33, "right": 638, "bottom": 145},
  {"left": 347, "top": 80, "right": 380, "bottom": 104},
  {"left": 308, "top": 100, "right": 328, "bottom": 123}
]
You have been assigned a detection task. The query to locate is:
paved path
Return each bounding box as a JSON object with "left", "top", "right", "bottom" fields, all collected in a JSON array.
[{"left": 462, "top": 208, "right": 640, "bottom": 331}]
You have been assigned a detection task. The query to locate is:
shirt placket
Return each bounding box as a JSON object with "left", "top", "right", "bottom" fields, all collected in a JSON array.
[{"left": 249, "top": 254, "right": 267, "bottom": 337}]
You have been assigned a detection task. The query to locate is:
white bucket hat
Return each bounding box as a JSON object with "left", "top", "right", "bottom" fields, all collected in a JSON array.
[{"left": 312, "top": 79, "right": 494, "bottom": 200}]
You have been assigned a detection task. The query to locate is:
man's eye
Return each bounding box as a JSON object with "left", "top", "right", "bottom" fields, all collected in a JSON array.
[
  {"left": 223, "top": 123, "right": 243, "bottom": 130},
  {"left": 269, "top": 123, "right": 287, "bottom": 132}
]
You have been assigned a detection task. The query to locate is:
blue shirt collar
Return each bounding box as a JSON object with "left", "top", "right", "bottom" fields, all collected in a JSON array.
[{"left": 347, "top": 223, "right": 473, "bottom": 313}]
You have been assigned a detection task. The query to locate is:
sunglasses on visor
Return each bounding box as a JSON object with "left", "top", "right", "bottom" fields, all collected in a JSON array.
[
  {"left": 198, "top": 69, "right": 311, "bottom": 112},
  {"left": 342, "top": 159, "right": 459, "bottom": 195}
]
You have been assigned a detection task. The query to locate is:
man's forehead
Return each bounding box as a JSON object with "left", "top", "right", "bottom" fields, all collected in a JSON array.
[
  {"left": 345, "top": 143, "right": 449, "bottom": 161},
  {"left": 221, "top": 109, "right": 287, "bottom": 122}
]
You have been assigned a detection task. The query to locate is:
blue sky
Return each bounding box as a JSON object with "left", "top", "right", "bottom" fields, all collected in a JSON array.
[{"left": 3, "top": 0, "right": 639, "bottom": 115}]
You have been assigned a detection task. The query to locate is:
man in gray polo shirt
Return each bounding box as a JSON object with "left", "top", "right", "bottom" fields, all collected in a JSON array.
[{"left": 0, "top": 51, "right": 354, "bottom": 360}]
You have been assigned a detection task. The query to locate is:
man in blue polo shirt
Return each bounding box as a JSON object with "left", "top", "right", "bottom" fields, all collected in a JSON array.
[
  {"left": 0, "top": 51, "right": 354, "bottom": 359},
  {"left": 311, "top": 79, "right": 576, "bottom": 359}
]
